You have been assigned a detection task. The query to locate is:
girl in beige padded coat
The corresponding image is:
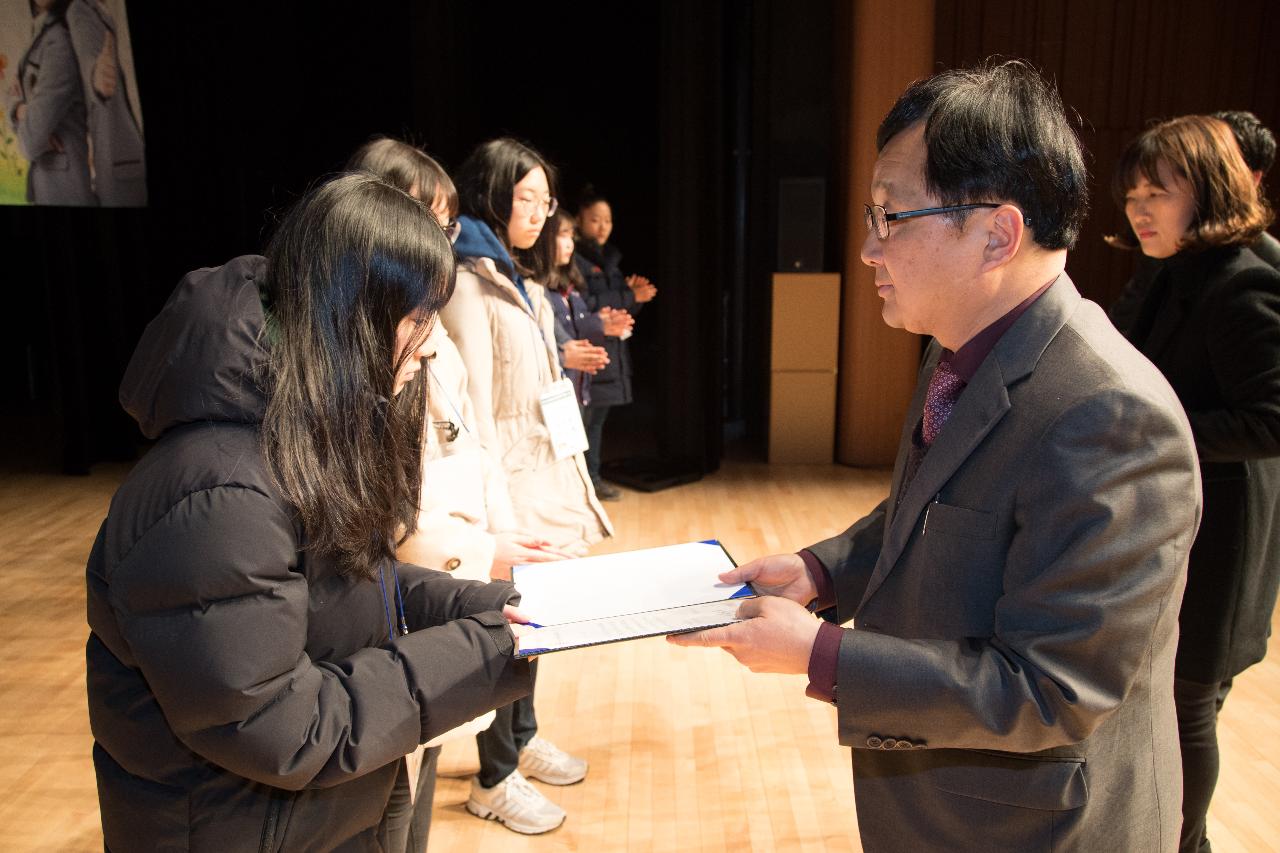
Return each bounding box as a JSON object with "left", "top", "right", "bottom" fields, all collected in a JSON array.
[{"left": 440, "top": 145, "right": 611, "bottom": 555}]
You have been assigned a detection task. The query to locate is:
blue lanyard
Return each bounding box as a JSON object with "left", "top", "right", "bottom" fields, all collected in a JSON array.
[{"left": 378, "top": 562, "right": 409, "bottom": 641}]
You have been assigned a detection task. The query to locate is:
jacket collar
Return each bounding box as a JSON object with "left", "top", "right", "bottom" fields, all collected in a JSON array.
[
  {"left": 859, "top": 273, "right": 1081, "bottom": 610},
  {"left": 1138, "top": 246, "right": 1240, "bottom": 358}
]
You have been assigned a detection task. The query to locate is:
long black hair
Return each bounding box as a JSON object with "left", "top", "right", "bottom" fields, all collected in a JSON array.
[
  {"left": 260, "top": 173, "right": 456, "bottom": 580},
  {"left": 455, "top": 137, "right": 557, "bottom": 280}
]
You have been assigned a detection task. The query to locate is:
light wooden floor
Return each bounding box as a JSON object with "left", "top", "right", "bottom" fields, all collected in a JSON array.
[{"left": 1, "top": 460, "right": 1277, "bottom": 851}]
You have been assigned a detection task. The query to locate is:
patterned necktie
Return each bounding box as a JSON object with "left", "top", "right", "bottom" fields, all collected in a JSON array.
[{"left": 922, "top": 359, "right": 965, "bottom": 447}]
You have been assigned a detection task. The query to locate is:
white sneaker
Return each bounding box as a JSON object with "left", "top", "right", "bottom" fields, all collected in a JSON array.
[
  {"left": 518, "top": 736, "right": 588, "bottom": 785},
  {"left": 465, "top": 770, "right": 566, "bottom": 835}
]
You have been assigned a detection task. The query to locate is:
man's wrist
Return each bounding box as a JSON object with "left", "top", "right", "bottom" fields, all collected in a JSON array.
[
  {"left": 798, "top": 549, "right": 836, "bottom": 611},
  {"left": 804, "top": 621, "right": 842, "bottom": 704}
]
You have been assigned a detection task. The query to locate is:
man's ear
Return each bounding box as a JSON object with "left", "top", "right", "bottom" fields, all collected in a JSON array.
[{"left": 980, "top": 205, "right": 1025, "bottom": 272}]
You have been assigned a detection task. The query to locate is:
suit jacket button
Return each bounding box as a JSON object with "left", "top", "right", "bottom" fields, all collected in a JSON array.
[
  {"left": 894, "top": 740, "right": 913, "bottom": 750},
  {"left": 914, "top": 742, "right": 928, "bottom": 749},
  {"left": 881, "top": 738, "right": 897, "bottom": 750},
  {"left": 445, "top": 558, "right": 462, "bottom": 571},
  {"left": 866, "top": 736, "right": 882, "bottom": 749}
]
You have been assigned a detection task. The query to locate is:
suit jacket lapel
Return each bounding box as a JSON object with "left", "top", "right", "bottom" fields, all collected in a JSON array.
[{"left": 857, "top": 273, "right": 1081, "bottom": 612}]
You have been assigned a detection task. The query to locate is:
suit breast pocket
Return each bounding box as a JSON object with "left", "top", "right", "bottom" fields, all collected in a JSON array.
[{"left": 924, "top": 502, "right": 996, "bottom": 540}]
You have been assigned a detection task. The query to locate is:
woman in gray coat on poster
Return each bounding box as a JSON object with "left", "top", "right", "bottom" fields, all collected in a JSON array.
[
  {"left": 5, "top": 0, "right": 95, "bottom": 205},
  {"left": 66, "top": 0, "right": 146, "bottom": 206}
]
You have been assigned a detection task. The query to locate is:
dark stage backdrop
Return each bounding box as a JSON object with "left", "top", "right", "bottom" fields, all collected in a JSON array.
[
  {"left": 9, "top": 2, "right": 1275, "bottom": 476},
  {"left": 0, "top": 2, "right": 732, "bottom": 476}
]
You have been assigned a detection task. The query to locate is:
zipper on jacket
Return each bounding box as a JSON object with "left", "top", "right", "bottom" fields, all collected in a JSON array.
[{"left": 258, "top": 789, "right": 291, "bottom": 853}]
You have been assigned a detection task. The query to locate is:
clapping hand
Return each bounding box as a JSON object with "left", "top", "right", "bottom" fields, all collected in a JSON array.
[
  {"left": 626, "top": 274, "right": 658, "bottom": 303},
  {"left": 599, "top": 306, "right": 635, "bottom": 337},
  {"left": 562, "top": 339, "right": 609, "bottom": 374}
]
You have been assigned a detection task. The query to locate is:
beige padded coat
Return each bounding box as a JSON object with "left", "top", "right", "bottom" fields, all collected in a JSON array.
[{"left": 439, "top": 256, "right": 612, "bottom": 551}]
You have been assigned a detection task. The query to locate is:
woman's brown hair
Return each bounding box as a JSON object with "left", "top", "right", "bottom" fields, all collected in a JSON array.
[
  {"left": 261, "top": 173, "right": 455, "bottom": 580},
  {"left": 346, "top": 136, "right": 458, "bottom": 217},
  {"left": 1108, "top": 115, "right": 1273, "bottom": 252}
]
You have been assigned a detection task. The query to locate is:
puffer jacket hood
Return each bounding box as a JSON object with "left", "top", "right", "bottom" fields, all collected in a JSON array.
[{"left": 119, "top": 254, "right": 269, "bottom": 439}]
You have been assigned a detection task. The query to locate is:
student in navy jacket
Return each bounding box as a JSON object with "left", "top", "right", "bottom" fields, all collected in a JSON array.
[{"left": 572, "top": 189, "right": 655, "bottom": 497}]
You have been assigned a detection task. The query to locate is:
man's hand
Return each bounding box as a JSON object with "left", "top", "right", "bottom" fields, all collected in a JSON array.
[
  {"left": 721, "top": 552, "right": 817, "bottom": 606},
  {"left": 491, "top": 532, "right": 573, "bottom": 580},
  {"left": 666, "top": 596, "right": 820, "bottom": 674},
  {"left": 562, "top": 339, "right": 609, "bottom": 374},
  {"left": 599, "top": 306, "right": 634, "bottom": 337}
]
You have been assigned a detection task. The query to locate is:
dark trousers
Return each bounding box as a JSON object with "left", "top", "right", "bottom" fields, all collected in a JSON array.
[
  {"left": 476, "top": 661, "right": 539, "bottom": 788},
  {"left": 582, "top": 404, "right": 611, "bottom": 484},
  {"left": 1176, "top": 676, "right": 1234, "bottom": 853},
  {"left": 380, "top": 746, "right": 441, "bottom": 853}
]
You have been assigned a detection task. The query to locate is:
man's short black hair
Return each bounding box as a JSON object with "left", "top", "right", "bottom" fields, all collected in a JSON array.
[
  {"left": 1211, "top": 110, "right": 1276, "bottom": 176},
  {"left": 876, "top": 60, "right": 1089, "bottom": 251}
]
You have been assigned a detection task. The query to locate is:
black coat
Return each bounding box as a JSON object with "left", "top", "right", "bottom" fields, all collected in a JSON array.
[
  {"left": 1121, "top": 245, "right": 1280, "bottom": 682},
  {"left": 573, "top": 240, "right": 642, "bottom": 407},
  {"left": 545, "top": 285, "right": 605, "bottom": 405},
  {"left": 87, "top": 256, "right": 532, "bottom": 851},
  {"left": 1110, "top": 231, "right": 1280, "bottom": 334}
]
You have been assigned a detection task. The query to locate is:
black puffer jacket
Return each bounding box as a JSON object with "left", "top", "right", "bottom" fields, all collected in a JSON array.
[
  {"left": 572, "top": 240, "right": 642, "bottom": 407},
  {"left": 86, "top": 255, "right": 532, "bottom": 851}
]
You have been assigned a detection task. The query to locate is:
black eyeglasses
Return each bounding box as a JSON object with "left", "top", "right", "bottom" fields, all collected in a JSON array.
[{"left": 864, "top": 203, "right": 1002, "bottom": 240}]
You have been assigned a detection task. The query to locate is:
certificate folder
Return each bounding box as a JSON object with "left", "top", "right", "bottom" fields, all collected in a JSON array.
[{"left": 512, "top": 540, "right": 752, "bottom": 657}]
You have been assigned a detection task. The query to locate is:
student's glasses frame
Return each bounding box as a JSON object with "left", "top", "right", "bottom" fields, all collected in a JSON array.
[{"left": 513, "top": 194, "right": 558, "bottom": 218}]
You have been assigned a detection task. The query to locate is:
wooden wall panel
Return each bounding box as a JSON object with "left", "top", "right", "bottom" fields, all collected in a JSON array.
[
  {"left": 935, "top": 0, "right": 1280, "bottom": 311},
  {"left": 837, "top": 0, "right": 936, "bottom": 466}
]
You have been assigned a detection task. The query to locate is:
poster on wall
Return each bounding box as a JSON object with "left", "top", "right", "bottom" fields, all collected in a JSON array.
[{"left": 1, "top": 0, "right": 144, "bottom": 207}]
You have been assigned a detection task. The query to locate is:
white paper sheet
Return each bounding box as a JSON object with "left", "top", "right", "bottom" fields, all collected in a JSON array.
[
  {"left": 512, "top": 540, "right": 744, "bottom": 627},
  {"left": 517, "top": 599, "right": 745, "bottom": 656}
]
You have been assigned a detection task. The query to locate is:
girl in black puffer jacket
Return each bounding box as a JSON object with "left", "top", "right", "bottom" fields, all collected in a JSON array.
[{"left": 86, "top": 174, "right": 533, "bottom": 852}]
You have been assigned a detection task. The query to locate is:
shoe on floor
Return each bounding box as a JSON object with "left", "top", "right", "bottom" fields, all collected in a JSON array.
[
  {"left": 518, "top": 735, "right": 588, "bottom": 785},
  {"left": 465, "top": 770, "right": 565, "bottom": 835},
  {"left": 593, "top": 480, "right": 622, "bottom": 501}
]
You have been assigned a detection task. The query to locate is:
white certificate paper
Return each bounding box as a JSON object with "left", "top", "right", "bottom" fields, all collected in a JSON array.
[{"left": 512, "top": 540, "right": 751, "bottom": 657}]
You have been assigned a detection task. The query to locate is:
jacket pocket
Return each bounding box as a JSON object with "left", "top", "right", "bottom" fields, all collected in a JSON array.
[
  {"left": 925, "top": 501, "right": 996, "bottom": 540},
  {"left": 931, "top": 750, "right": 1087, "bottom": 811}
]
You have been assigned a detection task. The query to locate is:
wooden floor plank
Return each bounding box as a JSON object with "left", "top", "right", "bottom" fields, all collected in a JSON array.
[{"left": 1, "top": 460, "right": 1277, "bottom": 851}]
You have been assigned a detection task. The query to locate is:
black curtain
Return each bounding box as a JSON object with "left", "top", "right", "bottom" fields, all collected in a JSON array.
[{"left": 0, "top": 2, "right": 733, "bottom": 477}]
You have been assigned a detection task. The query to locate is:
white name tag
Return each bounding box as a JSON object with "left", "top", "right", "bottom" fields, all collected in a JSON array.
[{"left": 539, "top": 378, "right": 589, "bottom": 460}]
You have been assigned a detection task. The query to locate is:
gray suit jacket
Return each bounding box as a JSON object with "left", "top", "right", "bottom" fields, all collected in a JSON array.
[
  {"left": 808, "top": 275, "right": 1200, "bottom": 852},
  {"left": 66, "top": 0, "right": 146, "bottom": 207},
  {"left": 9, "top": 15, "right": 96, "bottom": 206}
]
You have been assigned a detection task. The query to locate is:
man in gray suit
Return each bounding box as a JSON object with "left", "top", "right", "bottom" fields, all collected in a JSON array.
[{"left": 671, "top": 62, "right": 1201, "bottom": 852}]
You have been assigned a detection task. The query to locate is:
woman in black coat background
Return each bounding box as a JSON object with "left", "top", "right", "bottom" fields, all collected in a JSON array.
[{"left": 1110, "top": 114, "right": 1280, "bottom": 853}]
